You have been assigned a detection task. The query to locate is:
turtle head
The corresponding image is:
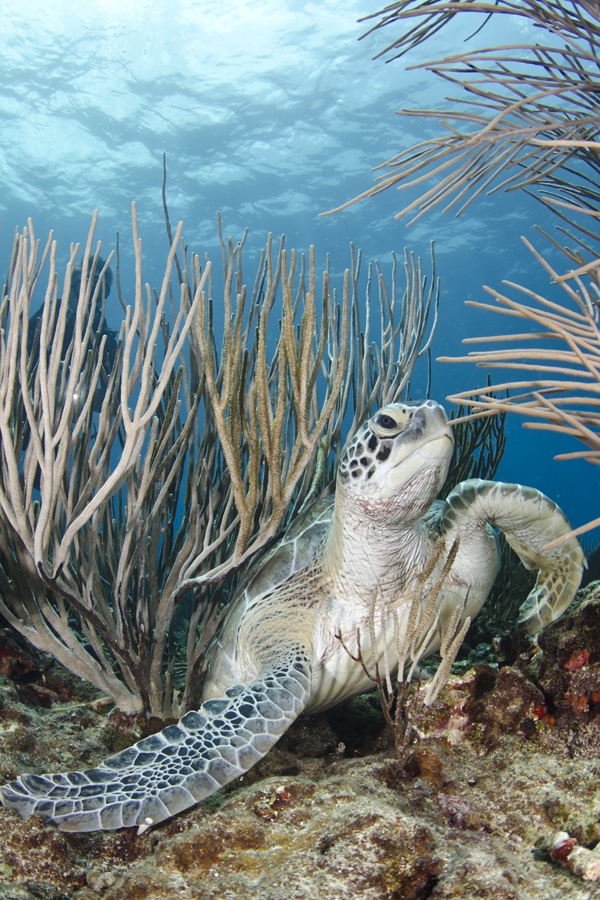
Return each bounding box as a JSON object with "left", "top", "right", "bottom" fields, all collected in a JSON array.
[{"left": 337, "top": 400, "right": 454, "bottom": 523}]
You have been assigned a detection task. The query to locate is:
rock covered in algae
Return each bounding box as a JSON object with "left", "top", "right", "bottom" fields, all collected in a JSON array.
[
  {"left": 544, "top": 831, "right": 600, "bottom": 882},
  {"left": 0, "top": 589, "right": 599, "bottom": 899}
]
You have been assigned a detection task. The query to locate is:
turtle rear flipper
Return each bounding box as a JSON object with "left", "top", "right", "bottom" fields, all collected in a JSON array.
[
  {"left": 443, "top": 479, "right": 585, "bottom": 632},
  {"left": 0, "top": 653, "right": 311, "bottom": 834}
]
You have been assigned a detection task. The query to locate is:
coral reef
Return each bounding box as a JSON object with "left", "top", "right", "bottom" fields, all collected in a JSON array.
[{"left": 0, "top": 586, "right": 599, "bottom": 898}]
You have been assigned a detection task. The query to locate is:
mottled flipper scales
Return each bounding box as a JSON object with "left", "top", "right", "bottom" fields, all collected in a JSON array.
[
  {"left": 1, "top": 655, "right": 311, "bottom": 833},
  {"left": 444, "top": 478, "right": 585, "bottom": 632}
]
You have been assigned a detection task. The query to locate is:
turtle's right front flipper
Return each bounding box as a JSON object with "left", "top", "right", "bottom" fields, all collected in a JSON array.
[
  {"left": 1, "top": 652, "right": 311, "bottom": 834},
  {"left": 443, "top": 478, "right": 585, "bottom": 632}
]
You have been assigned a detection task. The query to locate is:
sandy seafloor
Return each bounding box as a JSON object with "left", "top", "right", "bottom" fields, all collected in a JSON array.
[{"left": 0, "top": 583, "right": 599, "bottom": 900}]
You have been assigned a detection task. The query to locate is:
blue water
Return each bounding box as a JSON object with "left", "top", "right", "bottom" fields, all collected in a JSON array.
[{"left": 0, "top": 0, "right": 596, "bottom": 542}]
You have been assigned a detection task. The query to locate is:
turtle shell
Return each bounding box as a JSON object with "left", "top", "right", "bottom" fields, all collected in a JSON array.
[{"left": 240, "top": 494, "right": 334, "bottom": 602}]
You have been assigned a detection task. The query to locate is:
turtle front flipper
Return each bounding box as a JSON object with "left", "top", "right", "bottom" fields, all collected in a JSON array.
[
  {"left": 0, "top": 653, "right": 311, "bottom": 834},
  {"left": 443, "top": 478, "right": 585, "bottom": 632}
]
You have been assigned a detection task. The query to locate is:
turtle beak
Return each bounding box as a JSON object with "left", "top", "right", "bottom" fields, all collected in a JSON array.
[
  {"left": 384, "top": 406, "right": 454, "bottom": 492},
  {"left": 403, "top": 402, "right": 454, "bottom": 455}
]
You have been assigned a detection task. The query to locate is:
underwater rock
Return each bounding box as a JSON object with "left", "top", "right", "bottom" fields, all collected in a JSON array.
[
  {"left": 463, "top": 666, "right": 546, "bottom": 750},
  {"left": 1, "top": 585, "right": 600, "bottom": 897},
  {"left": 548, "top": 831, "right": 600, "bottom": 882},
  {"left": 504, "top": 582, "right": 600, "bottom": 753},
  {"left": 0, "top": 679, "right": 593, "bottom": 898}
]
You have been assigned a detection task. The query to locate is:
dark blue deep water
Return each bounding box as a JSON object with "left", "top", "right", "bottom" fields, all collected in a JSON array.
[{"left": 0, "top": 0, "right": 596, "bottom": 543}]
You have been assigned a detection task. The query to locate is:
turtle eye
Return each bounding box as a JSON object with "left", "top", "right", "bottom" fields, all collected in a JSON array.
[{"left": 375, "top": 413, "right": 397, "bottom": 430}]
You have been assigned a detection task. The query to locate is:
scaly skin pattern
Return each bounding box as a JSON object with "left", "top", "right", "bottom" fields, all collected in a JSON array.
[
  {"left": 0, "top": 400, "right": 585, "bottom": 833},
  {"left": 441, "top": 478, "right": 585, "bottom": 632},
  {"left": 1, "top": 653, "right": 312, "bottom": 833}
]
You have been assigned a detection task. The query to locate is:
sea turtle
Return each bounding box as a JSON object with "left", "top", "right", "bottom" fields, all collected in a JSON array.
[{"left": 0, "top": 400, "right": 585, "bottom": 833}]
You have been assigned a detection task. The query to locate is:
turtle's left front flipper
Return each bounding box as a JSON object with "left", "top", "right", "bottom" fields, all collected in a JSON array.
[
  {"left": 0, "top": 652, "right": 311, "bottom": 833},
  {"left": 443, "top": 478, "right": 585, "bottom": 632}
]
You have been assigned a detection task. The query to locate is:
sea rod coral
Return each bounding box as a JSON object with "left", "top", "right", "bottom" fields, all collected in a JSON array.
[
  {"left": 0, "top": 202, "right": 438, "bottom": 718},
  {"left": 326, "top": 0, "right": 600, "bottom": 542}
]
